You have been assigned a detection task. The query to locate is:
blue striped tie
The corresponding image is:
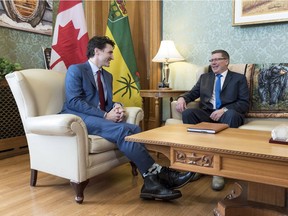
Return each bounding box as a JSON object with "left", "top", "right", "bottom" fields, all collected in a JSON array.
[{"left": 215, "top": 74, "right": 222, "bottom": 109}]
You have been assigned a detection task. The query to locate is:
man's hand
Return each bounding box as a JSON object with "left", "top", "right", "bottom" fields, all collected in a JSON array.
[
  {"left": 176, "top": 97, "right": 187, "bottom": 113},
  {"left": 210, "top": 109, "right": 224, "bottom": 122},
  {"left": 105, "top": 104, "right": 126, "bottom": 122},
  {"left": 114, "top": 105, "right": 126, "bottom": 122}
]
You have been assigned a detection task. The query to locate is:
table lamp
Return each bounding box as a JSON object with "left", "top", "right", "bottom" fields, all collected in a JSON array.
[{"left": 152, "top": 40, "right": 184, "bottom": 88}]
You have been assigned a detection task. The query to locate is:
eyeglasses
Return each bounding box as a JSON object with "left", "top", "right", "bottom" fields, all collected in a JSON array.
[{"left": 209, "top": 58, "right": 226, "bottom": 62}]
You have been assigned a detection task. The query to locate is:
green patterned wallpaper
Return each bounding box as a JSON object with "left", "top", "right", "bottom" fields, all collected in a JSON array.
[
  {"left": 0, "top": 27, "right": 51, "bottom": 69},
  {"left": 1, "top": 1, "right": 287, "bottom": 70},
  {"left": 163, "top": 1, "right": 288, "bottom": 65},
  {"left": 0, "top": 0, "right": 53, "bottom": 70}
]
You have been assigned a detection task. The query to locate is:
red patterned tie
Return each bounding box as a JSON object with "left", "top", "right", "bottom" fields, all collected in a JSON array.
[{"left": 97, "top": 70, "right": 105, "bottom": 110}]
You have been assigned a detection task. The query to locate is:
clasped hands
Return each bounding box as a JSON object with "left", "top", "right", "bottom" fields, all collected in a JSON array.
[
  {"left": 105, "top": 103, "right": 126, "bottom": 123},
  {"left": 176, "top": 97, "right": 224, "bottom": 122}
]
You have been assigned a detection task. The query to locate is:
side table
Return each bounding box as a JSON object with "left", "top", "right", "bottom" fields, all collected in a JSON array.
[{"left": 140, "top": 89, "right": 186, "bottom": 129}]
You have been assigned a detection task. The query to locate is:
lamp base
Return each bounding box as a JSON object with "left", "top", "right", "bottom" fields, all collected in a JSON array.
[
  {"left": 158, "top": 87, "right": 172, "bottom": 90},
  {"left": 158, "top": 81, "right": 169, "bottom": 89}
]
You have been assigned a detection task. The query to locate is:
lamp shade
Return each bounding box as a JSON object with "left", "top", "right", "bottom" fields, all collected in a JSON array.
[{"left": 152, "top": 40, "right": 185, "bottom": 63}]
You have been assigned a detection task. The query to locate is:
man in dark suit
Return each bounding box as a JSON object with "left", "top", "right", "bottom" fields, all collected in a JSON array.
[
  {"left": 61, "top": 36, "right": 195, "bottom": 200},
  {"left": 176, "top": 50, "right": 249, "bottom": 191}
]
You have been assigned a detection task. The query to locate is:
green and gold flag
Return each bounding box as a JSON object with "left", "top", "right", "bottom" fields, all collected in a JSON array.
[{"left": 105, "top": 0, "right": 141, "bottom": 107}]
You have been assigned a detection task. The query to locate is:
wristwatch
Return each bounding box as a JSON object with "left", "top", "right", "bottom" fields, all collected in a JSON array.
[{"left": 223, "top": 107, "right": 228, "bottom": 112}]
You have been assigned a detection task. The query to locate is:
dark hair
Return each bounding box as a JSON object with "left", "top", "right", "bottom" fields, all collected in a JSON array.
[
  {"left": 211, "top": 49, "right": 230, "bottom": 61},
  {"left": 86, "top": 36, "right": 115, "bottom": 58}
]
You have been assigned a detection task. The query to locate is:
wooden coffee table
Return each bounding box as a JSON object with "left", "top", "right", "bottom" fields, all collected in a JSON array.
[{"left": 125, "top": 124, "right": 288, "bottom": 216}]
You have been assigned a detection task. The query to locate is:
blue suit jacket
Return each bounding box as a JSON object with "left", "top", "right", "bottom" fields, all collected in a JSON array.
[
  {"left": 61, "top": 61, "right": 115, "bottom": 119},
  {"left": 59, "top": 61, "right": 155, "bottom": 174},
  {"left": 181, "top": 70, "right": 250, "bottom": 114}
]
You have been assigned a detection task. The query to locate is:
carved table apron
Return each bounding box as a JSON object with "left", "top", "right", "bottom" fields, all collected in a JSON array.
[{"left": 125, "top": 124, "right": 288, "bottom": 216}]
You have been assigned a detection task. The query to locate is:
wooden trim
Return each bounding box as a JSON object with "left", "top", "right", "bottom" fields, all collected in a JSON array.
[
  {"left": 0, "top": 136, "right": 28, "bottom": 159},
  {"left": 84, "top": 1, "right": 109, "bottom": 37},
  {"left": 146, "top": 1, "right": 162, "bottom": 129},
  {"left": 149, "top": 1, "right": 162, "bottom": 90}
]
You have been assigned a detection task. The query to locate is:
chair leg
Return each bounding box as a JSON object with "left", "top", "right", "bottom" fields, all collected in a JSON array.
[
  {"left": 30, "top": 169, "right": 38, "bottom": 186},
  {"left": 70, "top": 179, "right": 89, "bottom": 204},
  {"left": 130, "top": 161, "right": 138, "bottom": 176}
]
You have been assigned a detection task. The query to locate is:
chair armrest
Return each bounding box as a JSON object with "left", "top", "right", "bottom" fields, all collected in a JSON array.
[
  {"left": 25, "top": 114, "right": 88, "bottom": 136},
  {"left": 170, "top": 100, "right": 200, "bottom": 120},
  {"left": 125, "top": 107, "right": 144, "bottom": 125},
  {"left": 25, "top": 114, "right": 89, "bottom": 182},
  {"left": 170, "top": 101, "right": 181, "bottom": 120},
  {"left": 25, "top": 108, "right": 143, "bottom": 135}
]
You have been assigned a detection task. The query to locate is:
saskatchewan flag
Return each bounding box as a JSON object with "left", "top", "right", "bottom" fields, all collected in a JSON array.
[{"left": 105, "top": 0, "right": 142, "bottom": 107}]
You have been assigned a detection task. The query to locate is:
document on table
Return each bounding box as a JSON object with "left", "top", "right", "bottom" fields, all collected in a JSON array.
[{"left": 187, "top": 122, "right": 229, "bottom": 134}]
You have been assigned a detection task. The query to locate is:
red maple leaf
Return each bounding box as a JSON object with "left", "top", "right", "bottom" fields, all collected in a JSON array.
[{"left": 52, "top": 21, "right": 88, "bottom": 68}]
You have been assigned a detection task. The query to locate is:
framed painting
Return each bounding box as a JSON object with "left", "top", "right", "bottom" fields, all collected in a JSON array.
[
  {"left": 233, "top": 0, "right": 288, "bottom": 26},
  {"left": 0, "top": 0, "right": 53, "bottom": 35}
]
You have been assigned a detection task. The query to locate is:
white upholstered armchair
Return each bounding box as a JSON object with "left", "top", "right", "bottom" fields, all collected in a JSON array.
[{"left": 5, "top": 69, "right": 143, "bottom": 204}]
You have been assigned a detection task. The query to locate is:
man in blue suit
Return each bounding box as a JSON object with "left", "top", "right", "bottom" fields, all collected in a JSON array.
[
  {"left": 61, "top": 36, "right": 195, "bottom": 200},
  {"left": 176, "top": 50, "right": 249, "bottom": 191}
]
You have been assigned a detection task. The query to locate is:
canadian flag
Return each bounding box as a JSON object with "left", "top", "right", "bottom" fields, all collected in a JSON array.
[{"left": 50, "top": 0, "right": 89, "bottom": 73}]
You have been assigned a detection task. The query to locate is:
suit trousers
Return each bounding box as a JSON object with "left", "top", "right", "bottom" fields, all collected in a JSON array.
[
  {"left": 84, "top": 116, "right": 155, "bottom": 175},
  {"left": 182, "top": 108, "right": 245, "bottom": 128}
]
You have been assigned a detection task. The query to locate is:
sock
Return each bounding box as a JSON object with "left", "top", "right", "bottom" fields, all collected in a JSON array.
[{"left": 142, "top": 163, "right": 162, "bottom": 178}]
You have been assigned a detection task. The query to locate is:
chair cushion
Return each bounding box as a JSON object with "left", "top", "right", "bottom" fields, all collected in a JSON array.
[
  {"left": 239, "top": 120, "right": 286, "bottom": 131},
  {"left": 165, "top": 118, "right": 183, "bottom": 125},
  {"left": 88, "top": 135, "right": 117, "bottom": 153}
]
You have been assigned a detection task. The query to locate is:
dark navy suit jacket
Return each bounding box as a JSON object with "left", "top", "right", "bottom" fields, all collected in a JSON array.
[{"left": 181, "top": 70, "right": 250, "bottom": 114}]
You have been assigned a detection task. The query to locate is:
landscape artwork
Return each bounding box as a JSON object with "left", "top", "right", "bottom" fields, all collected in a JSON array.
[{"left": 233, "top": 0, "right": 288, "bottom": 25}]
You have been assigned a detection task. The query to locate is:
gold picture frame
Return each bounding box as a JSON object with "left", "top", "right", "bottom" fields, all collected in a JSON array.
[
  {"left": 0, "top": 1, "right": 52, "bottom": 35},
  {"left": 233, "top": 0, "right": 288, "bottom": 26}
]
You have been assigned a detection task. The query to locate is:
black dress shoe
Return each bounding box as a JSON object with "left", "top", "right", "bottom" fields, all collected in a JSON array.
[
  {"left": 158, "top": 167, "right": 195, "bottom": 189},
  {"left": 140, "top": 174, "right": 182, "bottom": 200}
]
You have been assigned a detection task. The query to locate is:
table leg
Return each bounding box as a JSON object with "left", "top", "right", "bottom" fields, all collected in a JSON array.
[
  {"left": 169, "top": 96, "right": 174, "bottom": 118},
  {"left": 141, "top": 97, "right": 146, "bottom": 131},
  {"left": 154, "top": 97, "right": 160, "bottom": 158},
  {"left": 214, "top": 182, "right": 288, "bottom": 216},
  {"left": 154, "top": 97, "right": 160, "bottom": 127}
]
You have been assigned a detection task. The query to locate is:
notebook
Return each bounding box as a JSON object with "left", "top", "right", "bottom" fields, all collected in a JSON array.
[{"left": 187, "top": 122, "right": 229, "bottom": 134}]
